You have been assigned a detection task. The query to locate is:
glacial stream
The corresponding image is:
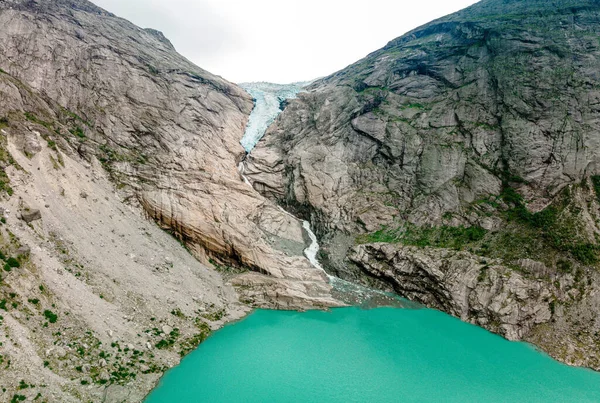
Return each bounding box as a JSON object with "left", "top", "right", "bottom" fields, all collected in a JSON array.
[
  {"left": 237, "top": 82, "right": 400, "bottom": 306},
  {"left": 145, "top": 83, "right": 600, "bottom": 403}
]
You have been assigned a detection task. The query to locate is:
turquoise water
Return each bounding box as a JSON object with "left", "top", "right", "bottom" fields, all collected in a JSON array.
[{"left": 145, "top": 307, "right": 600, "bottom": 402}]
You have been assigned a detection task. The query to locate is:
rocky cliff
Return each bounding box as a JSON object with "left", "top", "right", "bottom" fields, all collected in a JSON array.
[
  {"left": 246, "top": 0, "right": 600, "bottom": 368},
  {"left": 0, "top": 0, "right": 340, "bottom": 401}
]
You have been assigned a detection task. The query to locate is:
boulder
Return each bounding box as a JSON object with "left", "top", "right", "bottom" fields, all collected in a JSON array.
[{"left": 20, "top": 209, "right": 41, "bottom": 223}]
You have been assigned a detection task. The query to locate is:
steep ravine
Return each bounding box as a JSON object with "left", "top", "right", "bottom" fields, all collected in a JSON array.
[{"left": 239, "top": 83, "right": 409, "bottom": 308}]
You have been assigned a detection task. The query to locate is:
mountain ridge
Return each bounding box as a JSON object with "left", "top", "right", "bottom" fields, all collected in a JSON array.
[{"left": 246, "top": 0, "right": 600, "bottom": 369}]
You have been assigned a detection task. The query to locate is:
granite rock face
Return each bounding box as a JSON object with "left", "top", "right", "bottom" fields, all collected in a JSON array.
[
  {"left": 248, "top": 0, "right": 600, "bottom": 233},
  {"left": 247, "top": 0, "right": 600, "bottom": 368},
  {"left": 0, "top": 0, "right": 339, "bottom": 309}
]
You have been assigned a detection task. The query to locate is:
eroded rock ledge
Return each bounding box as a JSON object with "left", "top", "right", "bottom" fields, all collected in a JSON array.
[{"left": 350, "top": 243, "right": 600, "bottom": 370}]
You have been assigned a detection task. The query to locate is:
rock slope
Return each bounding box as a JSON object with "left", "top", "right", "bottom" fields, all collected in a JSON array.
[
  {"left": 0, "top": 0, "right": 340, "bottom": 306},
  {"left": 247, "top": 0, "right": 600, "bottom": 368},
  {"left": 0, "top": 0, "right": 340, "bottom": 401},
  {"left": 0, "top": 70, "right": 248, "bottom": 402}
]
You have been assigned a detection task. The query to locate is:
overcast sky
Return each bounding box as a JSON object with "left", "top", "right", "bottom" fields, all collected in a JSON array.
[{"left": 93, "top": 0, "right": 479, "bottom": 84}]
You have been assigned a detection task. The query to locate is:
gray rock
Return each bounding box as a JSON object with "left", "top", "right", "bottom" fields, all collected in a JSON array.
[
  {"left": 0, "top": 0, "right": 339, "bottom": 314},
  {"left": 20, "top": 209, "right": 41, "bottom": 223},
  {"left": 16, "top": 245, "right": 30, "bottom": 256},
  {"left": 349, "top": 243, "right": 600, "bottom": 370},
  {"left": 248, "top": 0, "right": 600, "bottom": 236}
]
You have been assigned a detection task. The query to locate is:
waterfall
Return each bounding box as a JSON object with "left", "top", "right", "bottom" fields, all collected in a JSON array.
[{"left": 237, "top": 82, "right": 409, "bottom": 307}]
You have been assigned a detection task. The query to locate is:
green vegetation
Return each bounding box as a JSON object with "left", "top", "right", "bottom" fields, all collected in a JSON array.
[
  {"left": 208, "top": 258, "right": 247, "bottom": 275},
  {"left": 156, "top": 328, "right": 180, "bottom": 350},
  {"left": 43, "top": 309, "right": 58, "bottom": 323},
  {"left": 498, "top": 185, "right": 598, "bottom": 265},
  {"left": 60, "top": 107, "right": 92, "bottom": 128},
  {"left": 17, "top": 380, "right": 31, "bottom": 390},
  {"left": 0, "top": 127, "right": 18, "bottom": 196},
  {"left": 146, "top": 64, "right": 159, "bottom": 75},
  {"left": 109, "top": 365, "right": 137, "bottom": 383},
  {"left": 591, "top": 176, "right": 600, "bottom": 203},
  {"left": 0, "top": 117, "right": 8, "bottom": 129},
  {"left": 179, "top": 331, "right": 210, "bottom": 357},
  {"left": 10, "top": 395, "right": 26, "bottom": 403},
  {"left": 0, "top": 175, "right": 13, "bottom": 196},
  {"left": 24, "top": 112, "right": 53, "bottom": 129},
  {"left": 358, "top": 224, "right": 487, "bottom": 250},
  {"left": 69, "top": 126, "right": 85, "bottom": 138},
  {"left": 358, "top": 183, "right": 598, "bottom": 272},
  {"left": 202, "top": 308, "right": 226, "bottom": 322},
  {"left": 6, "top": 257, "right": 19, "bottom": 268}
]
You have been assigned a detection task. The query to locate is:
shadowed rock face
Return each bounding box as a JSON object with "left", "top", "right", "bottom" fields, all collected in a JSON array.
[
  {"left": 0, "top": 0, "right": 340, "bottom": 310},
  {"left": 247, "top": 0, "right": 600, "bottom": 368}
]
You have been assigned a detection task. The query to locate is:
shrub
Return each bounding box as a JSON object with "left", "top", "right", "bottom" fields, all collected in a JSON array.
[
  {"left": 592, "top": 176, "right": 600, "bottom": 203},
  {"left": 43, "top": 310, "right": 58, "bottom": 323},
  {"left": 556, "top": 259, "right": 573, "bottom": 273},
  {"left": 69, "top": 126, "right": 85, "bottom": 138},
  {"left": 6, "top": 257, "right": 19, "bottom": 268},
  {"left": 11, "top": 395, "right": 26, "bottom": 403}
]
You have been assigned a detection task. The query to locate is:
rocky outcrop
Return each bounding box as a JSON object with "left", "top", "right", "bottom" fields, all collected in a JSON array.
[
  {"left": 246, "top": 0, "right": 600, "bottom": 369},
  {"left": 349, "top": 243, "right": 600, "bottom": 370}
]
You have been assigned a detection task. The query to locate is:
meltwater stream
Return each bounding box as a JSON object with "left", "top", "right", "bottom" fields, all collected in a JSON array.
[
  {"left": 145, "top": 83, "right": 600, "bottom": 402},
  {"left": 237, "top": 82, "right": 394, "bottom": 305}
]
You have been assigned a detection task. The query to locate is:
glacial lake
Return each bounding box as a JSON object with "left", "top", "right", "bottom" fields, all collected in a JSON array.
[{"left": 145, "top": 307, "right": 600, "bottom": 402}]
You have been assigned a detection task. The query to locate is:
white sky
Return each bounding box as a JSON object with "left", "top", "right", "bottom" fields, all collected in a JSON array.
[{"left": 92, "top": 0, "right": 480, "bottom": 84}]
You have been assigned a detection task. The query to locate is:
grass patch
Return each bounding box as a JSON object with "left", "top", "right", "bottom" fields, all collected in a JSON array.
[
  {"left": 358, "top": 224, "right": 487, "bottom": 250},
  {"left": 69, "top": 126, "right": 85, "bottom": 139},
  {"left": 24, "top": 112, "right": 53, "bottom": 130}
]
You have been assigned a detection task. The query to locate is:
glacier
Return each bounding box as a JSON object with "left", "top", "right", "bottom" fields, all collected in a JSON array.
[{"left": 238, "top": 81, "right": 307, "bottom": 152}]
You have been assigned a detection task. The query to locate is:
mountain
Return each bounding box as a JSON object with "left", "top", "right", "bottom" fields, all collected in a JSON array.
[
  {"left": 246, "top": 0, "right": 600, "bottom": 369},
  {"left": 0, "top": 0, "right": 339, "bottom": 401}
]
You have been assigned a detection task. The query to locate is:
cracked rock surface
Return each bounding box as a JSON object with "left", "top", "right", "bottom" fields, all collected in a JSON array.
[{"left": 247, "top": 0, "right": 600, "bottom": 369}]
